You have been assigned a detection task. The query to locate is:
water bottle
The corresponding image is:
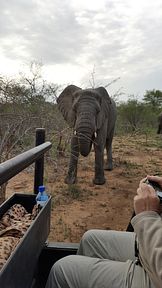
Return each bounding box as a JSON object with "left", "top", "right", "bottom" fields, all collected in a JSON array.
[{"left": 36, "top": 185, "right": 48, "bottom": 208}]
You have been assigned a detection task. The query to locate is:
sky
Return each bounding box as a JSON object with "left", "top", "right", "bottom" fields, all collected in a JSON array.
[{"left": 0, "top": 0, "right": 162, "bottom": 101}]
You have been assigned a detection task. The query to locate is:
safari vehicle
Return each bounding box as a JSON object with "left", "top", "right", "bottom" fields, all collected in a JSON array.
[{"left": 0, "top": 128, "right": 133, "bottom": 288}]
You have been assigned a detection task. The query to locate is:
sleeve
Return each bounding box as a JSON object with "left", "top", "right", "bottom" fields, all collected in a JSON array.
[{"left": 131, "top": 211, "right": 162, "bottom": 288}]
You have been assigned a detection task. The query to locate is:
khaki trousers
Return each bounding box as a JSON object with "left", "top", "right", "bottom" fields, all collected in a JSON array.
[{"left": 45, "top": 230, "right": 154, "bottom": 288}]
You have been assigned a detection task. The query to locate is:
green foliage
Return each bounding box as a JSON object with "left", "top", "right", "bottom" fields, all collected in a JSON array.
[
  {"left": 117, "top": 99, "right": 144, "bottom": 132},
  {"left": 143, "top": 89, "right": 162, "bottom": 110},
  {"left": 116, "top": 95, "right": 160, "bottom": 134}
]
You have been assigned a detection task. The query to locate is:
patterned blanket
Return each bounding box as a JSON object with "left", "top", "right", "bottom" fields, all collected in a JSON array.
[{"left": 0, "top": 203, "right": 39, "bottom": 270}]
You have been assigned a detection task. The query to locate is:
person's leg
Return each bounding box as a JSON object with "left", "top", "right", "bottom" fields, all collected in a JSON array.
[
  {"left": 45, "top": 230, "right": 139, "bottom": 288},
  {"left": 77, "top": 229, "right": 136, "bottom": 261},
  {"left": 45, "top": 254, "right": 135, "bottom": 288}
]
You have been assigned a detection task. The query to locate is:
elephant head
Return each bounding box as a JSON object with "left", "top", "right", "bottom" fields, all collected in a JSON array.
[{"left": 57, "top": 85, "right": 112, "bottom": 157}]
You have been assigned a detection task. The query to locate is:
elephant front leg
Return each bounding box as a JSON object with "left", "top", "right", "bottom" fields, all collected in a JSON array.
[
  {"left": 93, "top": 145, "right": 105, "bottom": 185},
  {"left": 65, "top": 135, "right": 79, "bottom": 184}
]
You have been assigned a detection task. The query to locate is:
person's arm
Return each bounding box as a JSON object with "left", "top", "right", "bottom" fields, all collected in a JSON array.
[{"left": 131, "top": 176, "right": 162, "bottom": 288}]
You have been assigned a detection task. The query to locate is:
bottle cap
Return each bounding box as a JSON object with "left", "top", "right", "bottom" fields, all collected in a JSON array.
[{"left": 38, "top": 185, "right": 45, "bottom": 193}]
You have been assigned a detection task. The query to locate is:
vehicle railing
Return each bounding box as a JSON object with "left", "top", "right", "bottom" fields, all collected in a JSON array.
[{"left": 0, "top": 128, "right": 52, "bottom": 193}]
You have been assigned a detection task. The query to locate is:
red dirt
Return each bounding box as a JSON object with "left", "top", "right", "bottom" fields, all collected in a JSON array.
[{"left": 6, "top": 134, "right": 162, "bottom": 243}]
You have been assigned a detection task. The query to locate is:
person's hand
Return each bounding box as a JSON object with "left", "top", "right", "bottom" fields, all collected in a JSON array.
[
  {"left": 147, "top": 175, "right": 162, "bottom": 188},
  {"left": 134, "top": 178, "right": 161, "bottom": 215}
]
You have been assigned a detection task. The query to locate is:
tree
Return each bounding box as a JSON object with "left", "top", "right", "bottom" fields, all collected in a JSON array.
[
  {"left": 117, "top": 99, "right": 146, "bottom": 132},
  {"left": 0, "top": 62, "right": 60, "bottom": 204},
  {"left": 143, "top": 89, "right": 162, "bottom": 110}
]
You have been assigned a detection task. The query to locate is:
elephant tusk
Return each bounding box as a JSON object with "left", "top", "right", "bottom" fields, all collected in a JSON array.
[
  {"left": 74, "top": 130, "right": 77, "bottom": 135},
  {"left": 94, "top": 132, "right": 97, "bottom": 138}
]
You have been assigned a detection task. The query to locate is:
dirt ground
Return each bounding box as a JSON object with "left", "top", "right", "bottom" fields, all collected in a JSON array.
[{"left": 6, "top": 133, "right": 162, "bottom": 243}]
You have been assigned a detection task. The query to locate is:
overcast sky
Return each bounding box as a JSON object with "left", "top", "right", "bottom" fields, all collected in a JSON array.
[{"left": 0, "top": 0, "right": 162, "bottom": 101}]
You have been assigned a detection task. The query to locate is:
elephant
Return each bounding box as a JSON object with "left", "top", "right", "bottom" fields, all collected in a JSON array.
[
  {"left": 157, "top": 112, "right": 162, "bottom": 134},
  {"left": 57, "top": 85, "right": 117, "bottom": 185}
]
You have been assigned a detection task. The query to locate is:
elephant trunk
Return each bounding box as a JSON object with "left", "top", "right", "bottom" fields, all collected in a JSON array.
[
  {"left": 79, "top": 138, "right": 92, "bottom": 157},
  {"left": 77, "top": 126, "right": 94, "bottom": 157}
]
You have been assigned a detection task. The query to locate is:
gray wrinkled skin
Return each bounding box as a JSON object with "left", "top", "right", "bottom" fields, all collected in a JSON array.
[{"left": 57, "top": 85, "right": 117, "bottom": 185}]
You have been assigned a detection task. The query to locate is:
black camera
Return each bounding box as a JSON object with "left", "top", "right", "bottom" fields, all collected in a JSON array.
[{"left": 144, "top": 179, "right": 162, "bottom": 203}]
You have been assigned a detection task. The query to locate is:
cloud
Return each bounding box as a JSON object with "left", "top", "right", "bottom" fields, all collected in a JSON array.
[
  {"left": 0, "top": 0, "right": 162, "bottom": 100},
  {"left": 0, "top": 0, "right": 87, "bottom": 64}
]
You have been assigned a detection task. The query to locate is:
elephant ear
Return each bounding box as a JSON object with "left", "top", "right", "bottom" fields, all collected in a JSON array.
[
  {"left": 57, "top": 85, "right": 81, "bottom": 127},
  {"left": 95, "top": 87, "right": 112, "bottom": 130}
]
